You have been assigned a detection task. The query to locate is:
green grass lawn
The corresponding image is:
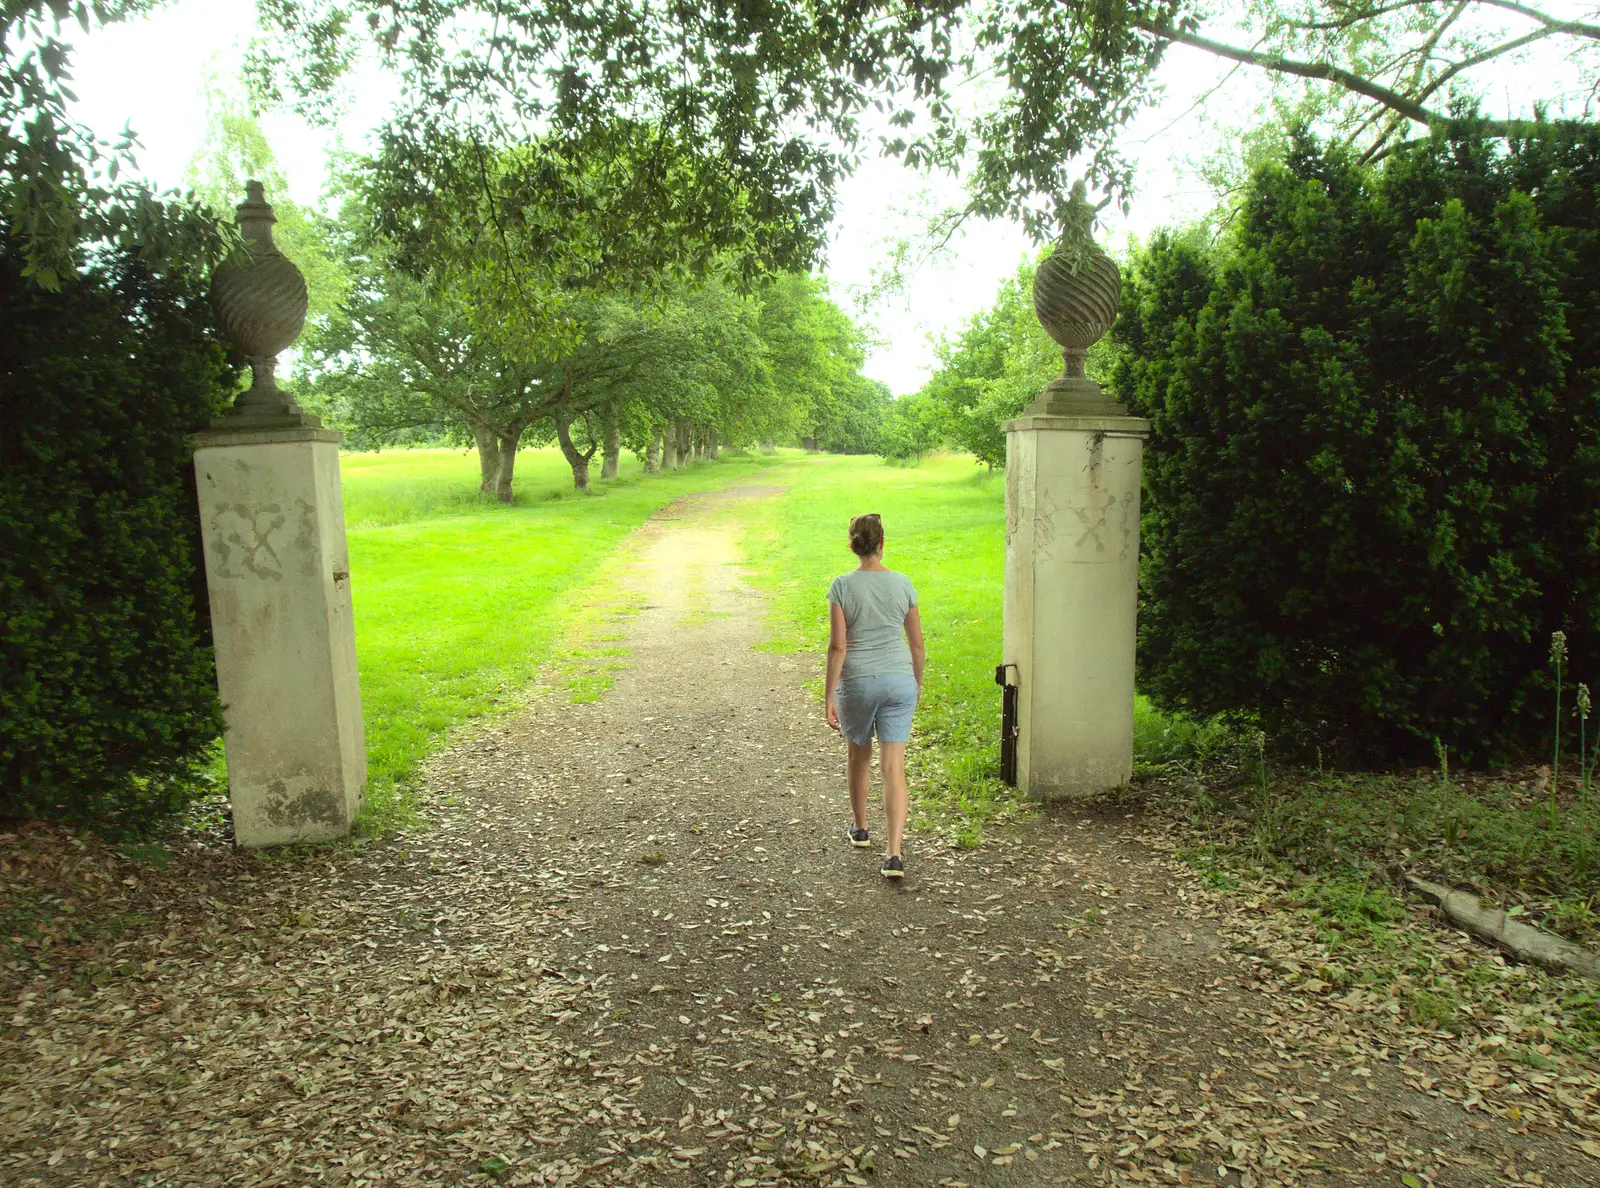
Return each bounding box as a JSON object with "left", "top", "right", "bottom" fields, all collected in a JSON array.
[{"left": 341, "top": 445, "right": 785, "bottom": 833}]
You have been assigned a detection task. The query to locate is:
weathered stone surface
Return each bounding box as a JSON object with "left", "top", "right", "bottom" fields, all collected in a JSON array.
[
  {"left": 191, "top": 433, "right": 366, "bottom": 846},
  {"left": 1003, "top": 413, "right": 1149, "bottom": 799}
]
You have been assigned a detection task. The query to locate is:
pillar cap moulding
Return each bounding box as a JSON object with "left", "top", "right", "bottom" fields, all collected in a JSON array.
[
  {"left": 190, "top": 423, "right": 344, "bottom": 450},
  {"left": 209, "top": 180, "right": 323, "bottom": 433},
  {"left": 1003, "top": 412, "right": 1151, "bottom": 436}
]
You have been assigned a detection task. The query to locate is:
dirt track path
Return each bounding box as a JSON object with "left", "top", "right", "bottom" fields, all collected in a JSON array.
[{"left": 2, "top": 485, "right": 1595, "bottom": 1187}]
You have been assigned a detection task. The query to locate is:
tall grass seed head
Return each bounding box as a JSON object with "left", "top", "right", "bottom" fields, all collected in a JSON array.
[
  {"left": 1580, "top": 682, "right": 1592, "bottom": 719},
  {"left": 1550, "top": 630, "right": 1568, "bottom": 666}
]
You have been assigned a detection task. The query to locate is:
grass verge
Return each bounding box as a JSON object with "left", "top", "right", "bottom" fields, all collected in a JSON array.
[{"left": 1147, "top": 760, "right": 1600, "bottom": 945}]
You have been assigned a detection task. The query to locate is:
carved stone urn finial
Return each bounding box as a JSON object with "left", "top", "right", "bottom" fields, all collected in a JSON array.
[
  {"left": 1030, "top": 181, "right": 1124, "bottom": 415},
  {"left": 211, "top": 180, "right": 315, "bottom": 425}
]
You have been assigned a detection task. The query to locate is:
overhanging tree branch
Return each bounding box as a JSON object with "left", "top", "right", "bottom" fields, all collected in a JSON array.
[
  {"left": 1144, "top": 20, "right": 1443, "bottom": 125},
  {"left": 1143, "top": 18, "right": 1551, "bottom": 139},
  {"left": 1292, "top": 0, "right": 1600, "bottom": 40},
  {"left": 1291, "top": 0, "right": 1437, "bottom": 31},
  {"left": 1354, "top": 0, "right": 1469, "bottom": 160},
  {"left": 1475, "top": 0, "right": 1600, "bottom": 41},
  {"left": 1416, "top": 22, "right": 1575, "bottom": 104}
]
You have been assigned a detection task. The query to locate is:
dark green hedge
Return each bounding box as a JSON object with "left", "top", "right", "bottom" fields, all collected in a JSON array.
[
  {"left": 1111, "top": 122, "right": 1600, "bottom": 763},
  {"left": 1, "top": 228, "right": 236, "bottom": 829}
]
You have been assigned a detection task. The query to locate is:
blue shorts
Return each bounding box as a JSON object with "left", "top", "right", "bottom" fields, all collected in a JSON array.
[{"left": 835, "top": 673, "right": 918, "bottom": 746}]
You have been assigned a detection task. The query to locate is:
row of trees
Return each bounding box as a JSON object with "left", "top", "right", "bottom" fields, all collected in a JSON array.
[
  {"left": 298, "top": 217, "right": 891, "bottom": 499},
  {"left": 180, "top": 109, "right": 893, "bottom": 499},
  {"left": 300, "top": 224, "right": 889, "bottom": 496}
]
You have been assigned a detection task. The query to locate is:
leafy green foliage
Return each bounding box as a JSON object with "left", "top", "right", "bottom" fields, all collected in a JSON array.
[
  {"left": 812, "top": 376, "right": 893, "bottom": 456},
  {"left": 877, "top": 393, "right": 946, "bottom": 464},
  {"left": 1110, "top": 122, "right": 1600, "bottom": 761},
  {"left": 2, "top": 2, "right": 230, "bottom": 288},
  {"left": 0, "top": 225, "right": 236, "bottom": 830},
  {"left": 253, "top": 0, "right": 1182, "bottom": 254},
  {"left": 755, "top": 273, "right": 881, "bottom": 453},
  {"left": 366, "top": 120, "right": 817, "bottom": 324},
  {"left": 15, "top": 2, "right": 1600, "bottom": 287}
]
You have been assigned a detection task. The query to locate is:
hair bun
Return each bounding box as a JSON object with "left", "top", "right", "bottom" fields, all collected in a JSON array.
[{"left": 848, "top": 513, "right": 884, "bottom": 557}]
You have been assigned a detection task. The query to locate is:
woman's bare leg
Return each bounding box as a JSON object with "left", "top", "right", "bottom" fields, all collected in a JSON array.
[
  {"left": 847, "top": 740, "right": 874, "bottom": 830},
  {"left": 879, "top": 742, "right": 908, "bottom": 857}
]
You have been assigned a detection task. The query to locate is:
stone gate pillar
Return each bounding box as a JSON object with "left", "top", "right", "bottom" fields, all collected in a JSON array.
[
  {"left": 1003, "top": 198, "right": 1149, "bottom": 799},
  {"left": 192, "top": 182, "right": 366, "bottom": 846}
]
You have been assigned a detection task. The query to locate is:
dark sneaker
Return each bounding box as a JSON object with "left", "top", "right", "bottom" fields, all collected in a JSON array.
[
  {"left": 881, "top": 854, "right": 905, "bottom": 880},
  {"left": 846, "top": 825, "right": 871, "bottom": 849}
]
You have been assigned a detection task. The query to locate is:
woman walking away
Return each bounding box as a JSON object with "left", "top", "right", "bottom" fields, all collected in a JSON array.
[{"left": 824, "top": 513, "right": 925, "bottom": 880}]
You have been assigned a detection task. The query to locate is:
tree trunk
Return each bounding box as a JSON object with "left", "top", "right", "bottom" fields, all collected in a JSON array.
[
  {"left": 493, "top": 422, "right": 525, "bottom": 504},
  {"left": 803, "top": 436, "right": 819, "bottom": 453},
  {"left": 676, "top": 419, "right": 692, "bottom": 466},
  {"left": 707, "top": 429, "right": 720, "bottom": 460},
  {"left": 554, "top": 412, "right": 595, "bottom": 492},
  {"left": 760, "top": 438, "right": 775, "bottom": 455},
  {"left": 600, "top": 400, "right": 621, "bottom": 480},
  {"left": 473, "top": 424, "right": 499, "bottom": 493},
  {"left": 645, "top": 426, "right": 662, "bottom": 472}
]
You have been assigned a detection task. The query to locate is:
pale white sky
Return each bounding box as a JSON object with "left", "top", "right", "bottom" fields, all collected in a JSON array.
[{"left": 63, "top": 0, "right": 1591, "bottom": 394}]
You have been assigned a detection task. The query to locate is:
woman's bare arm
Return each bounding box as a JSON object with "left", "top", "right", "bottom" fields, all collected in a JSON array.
[
  {"left": 905, "top": 605, "right": 925, "bottom": 694},
  {"left": 825, "top": 601, "right": 848, "bottom": 730}
]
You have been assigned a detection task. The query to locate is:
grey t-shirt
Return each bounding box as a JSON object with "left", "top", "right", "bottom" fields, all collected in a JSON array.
[{"left": 827, "top": 569, "right": 919, "bottom": 680}]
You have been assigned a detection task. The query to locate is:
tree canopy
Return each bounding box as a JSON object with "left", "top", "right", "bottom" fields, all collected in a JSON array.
[
  {"left": 2, "top": 1, "right": 230, "bottom": 287},
  {"left": 251, "top": 0, "right": 1600, "bottom": 233},
  {"left": 299, "top": 169, "right": 883, "bottom": 497},
  {"left": 11, "top": 1, "right": 1598, "bottom": 289}
]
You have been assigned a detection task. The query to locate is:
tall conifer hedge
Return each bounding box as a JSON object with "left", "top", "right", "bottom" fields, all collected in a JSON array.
[
  {"left": 1, "top": 228, "right": 236, "bottom": 828},
  {"left": 1111, "top": 123, "right": 1600, "bottom": 762}
]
